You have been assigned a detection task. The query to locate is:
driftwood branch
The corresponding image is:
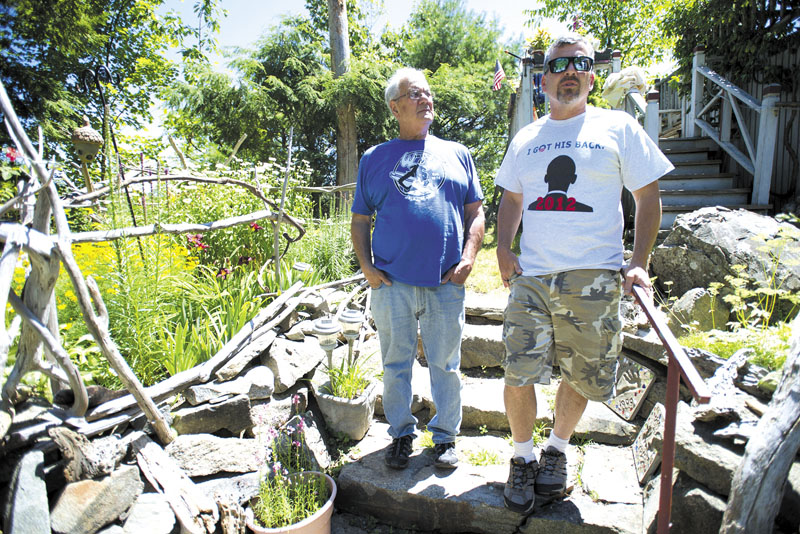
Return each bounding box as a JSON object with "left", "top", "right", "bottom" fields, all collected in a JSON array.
[
  {"left": 65, "top": 173, "right": 305, "bottom": 237},
  {"left": 7, "top": 291, "right": 88, "bottom": 416},
  {"left": 84, "top": 281, "right": 305, "bottom": 421},
  {"left": 168, "top": 134, "right": 188, "bottom": 170},
  {"left": 224, "top": 134, "right": 248, "bottom": 166},
  {"left": 720, "top": 315, "right": 800, "bottom": 533},
  {"left": 131, "top": 433, "right": 218, "bottom": 534},
  {"left": 70, "top": 209, "right": 282, "bottom": 244}
]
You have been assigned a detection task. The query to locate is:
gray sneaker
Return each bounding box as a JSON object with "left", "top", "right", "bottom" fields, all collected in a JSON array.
[
  {"left": 503, "top": 456, "right": 538, "bottom": 514},
  {"left": 535, "top": 446, "right": 568, "bottom": 497}
]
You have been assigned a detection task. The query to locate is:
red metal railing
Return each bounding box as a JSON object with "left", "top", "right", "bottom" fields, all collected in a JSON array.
[{"left": 631, "top": 285, "right": 712, "bottom": 533}]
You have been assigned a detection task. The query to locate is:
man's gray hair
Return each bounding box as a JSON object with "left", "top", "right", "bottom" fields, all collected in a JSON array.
[
  {"left": 385, "top": 67, "right": 428, "bottom": 111},
  {"left": 543, "top": 33, "right": 595, "bottom": 73}
]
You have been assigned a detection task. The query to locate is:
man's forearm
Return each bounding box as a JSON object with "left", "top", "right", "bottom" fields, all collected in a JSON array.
[
  {"left": 350, "top": 214, "right": 375, "bottom": 271},
  {"left": 461, "top": 202, "right": 485, "bottom": 264}
]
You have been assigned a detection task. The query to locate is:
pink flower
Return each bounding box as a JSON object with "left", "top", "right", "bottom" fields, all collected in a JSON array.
[
  {"left": 187, "top": 234, "right": 208, "bottom": 250},
  {"left": 250, "top": 222, "right": 263, "bottom": 231},
  {"left": 216, "top": 267, "right": 231, "bottom": 279}
]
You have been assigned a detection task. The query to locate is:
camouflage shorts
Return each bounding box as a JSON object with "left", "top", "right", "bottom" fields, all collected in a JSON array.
[{"left": 502, "top": 269, "right": 622, "bottom": 402}]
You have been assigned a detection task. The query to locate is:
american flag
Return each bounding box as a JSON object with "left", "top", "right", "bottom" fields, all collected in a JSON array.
[{"left": 492, "top": 59, "right": 506, "bottom": 91}]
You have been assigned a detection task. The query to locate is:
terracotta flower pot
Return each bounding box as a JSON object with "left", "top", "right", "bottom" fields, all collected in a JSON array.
[{"left": 245, "top": 471, "right": 336, "bottom": 534}]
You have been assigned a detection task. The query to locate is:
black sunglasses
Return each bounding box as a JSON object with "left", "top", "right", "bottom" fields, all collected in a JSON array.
[{"left": 545, "top": 56, "right": 594, "bottom": 74}]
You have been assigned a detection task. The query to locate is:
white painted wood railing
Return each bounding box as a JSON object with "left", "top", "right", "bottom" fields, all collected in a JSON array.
[{"left": 684, "top": 45, "right": 781, "bottom": 205}]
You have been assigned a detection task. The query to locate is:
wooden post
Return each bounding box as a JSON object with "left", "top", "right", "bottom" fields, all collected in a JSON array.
[
  {"left": 752, "top": 84, "right": 781, "bottom": 206},
  {"left": 687, "top": 45, "right": 705, "bottom": 138},
  {"left": 612, "top": 50, "right": 622, "bottom": 74},
  {"left": 645, "top": 90, "right": 661, "bottom": 143}
]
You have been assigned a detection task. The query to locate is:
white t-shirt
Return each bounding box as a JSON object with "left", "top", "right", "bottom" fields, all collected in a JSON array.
[{"left": 495, "top": 106, "right": 673, "bottom": 276}]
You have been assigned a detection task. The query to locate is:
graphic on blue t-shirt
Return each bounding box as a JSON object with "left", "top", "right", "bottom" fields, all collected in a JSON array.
[
  {"left": 528, "top": 155, "right": 593, "bottom": 212},
  {"left": 389, "top": 151, "right": 445, "bottom": 200}
]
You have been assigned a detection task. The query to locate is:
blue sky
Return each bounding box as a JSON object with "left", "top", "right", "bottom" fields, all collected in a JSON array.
[{"left": 162, "top": 0, "right": 558, "bottom": 69}]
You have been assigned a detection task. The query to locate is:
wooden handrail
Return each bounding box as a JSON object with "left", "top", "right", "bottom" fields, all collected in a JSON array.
[{"left": 630, "top": 284, "right": 711, "bottom": 533}]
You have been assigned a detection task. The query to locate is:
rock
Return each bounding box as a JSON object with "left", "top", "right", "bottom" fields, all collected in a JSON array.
[
  {"left": 215, "top": 329, "right": 278, "bottom": 382},
  {"left": 3, "top": 449, "right": 50, "bottom": 534},
  {"left": 758, "top": 370, "right": 781, "bottom": 394},
  {"left": 622, "top": 328, "right": 668, "bottom": 366},
  {"left": 642, "top": 471, "right": 726, "bottom": 534},
  {"left": 122, "top": 493, "right": 175, "bottom": 534},
  {"left": 184, "top": 366, "right": 274, "bottom": 405},
  {"left": 197, "top": 471, "right": 261, "bottom": 506},
  {"left": 574, "top": 401, "right": 639, "bottom": 445},
  {"left": 464, "top": 291, "right": 506, "bottom": 322},
  {"left": 651, "top": 207, "right": 800, "bottom": 320},
  {"left": 580, "top": 444, "right": 641, "bottom": 504},
  {"left": 171, "top": 394, "right": 253, "bottom": 436},
  {"left": 249, "top": 384, "right": 310, "bottom": 435},
  {"left": 460, "top": 323, "right": 504, "bottom": 369},
  {"left": 262, "top": 337, "right": 326, "bottom": 394},
  {"left": 668, "top": 287, "right": 730, "bottom": 336},
  {"left": 297, "top": 291, "right": 329, "bottom": 318},
  {"left": 657, "top": 402, "right": 742, "bottom": 496},
  {"left": 50, "top": 464, "right": 144, "bottom": 534},
  {"left": 461, "top": 377, "right": 512, "bottom": 432},
  {"left": 668, "top": 472, "right": 727, "bottom": 534},
  {"left": 165, "top": 434, "right": 265, "bottom": 477}
]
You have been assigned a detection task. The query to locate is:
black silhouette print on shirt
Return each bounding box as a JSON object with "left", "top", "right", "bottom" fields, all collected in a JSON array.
[{"left": 528, "top": 155, "right": 593, "bottom": 212}]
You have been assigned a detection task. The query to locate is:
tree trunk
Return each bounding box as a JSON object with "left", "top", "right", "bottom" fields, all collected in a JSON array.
[
  {"left": 720, "top": 314, "right": 800, "bottom": 533},
  {"left": 328, "top": 0, "right": 358, "bottom": 187}
]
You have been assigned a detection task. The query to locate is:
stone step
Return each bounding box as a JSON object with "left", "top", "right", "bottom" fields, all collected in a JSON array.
[{"left": 335, "top": 421, "right": 644, "bottom": 534}]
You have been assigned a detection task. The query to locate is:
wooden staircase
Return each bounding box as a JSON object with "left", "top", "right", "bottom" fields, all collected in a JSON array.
[{"left": 657, "top": 137, "right": 771, "bottom": 230}]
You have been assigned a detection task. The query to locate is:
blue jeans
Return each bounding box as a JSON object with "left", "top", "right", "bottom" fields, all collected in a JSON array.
[{"left": 370, "top": 280, "right": 465, "bottom": 444}]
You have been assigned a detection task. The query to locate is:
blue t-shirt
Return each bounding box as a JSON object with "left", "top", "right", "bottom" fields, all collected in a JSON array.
[{"left": 351, "top": 135, "right": 483, "bottom": 287}]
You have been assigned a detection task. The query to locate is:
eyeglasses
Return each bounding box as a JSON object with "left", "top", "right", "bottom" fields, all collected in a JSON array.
[
  {"left": 545, "top": 56, "right": 594, "bottom": 74},
  {"left": 393, "top": 88, "right": 434, "bottom": 101}
]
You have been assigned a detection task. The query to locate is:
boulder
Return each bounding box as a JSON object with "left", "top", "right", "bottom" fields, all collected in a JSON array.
[
  {"left": 3, "top": 449, "right": 50, "bottom": 534},
  {"left": 651, "top": 207, "right": 800, "bottom": 320},
  {"left": 165, "top": 434, "right": 265, "bottom": 477},
  {"left": 460, "top": 323, "right": 504, "bottom": 369},
  {"left": 668, "top": 287, "right": 731, "bottom": 336},
  {"left": 171, "top": 394, "right": 253, "bottom": 436},
  {"left": 262, "top": 337, "right": 326, "bottom": 394},
  {"left": 50, "top": 465, "right": 143, "bottom": 534}
]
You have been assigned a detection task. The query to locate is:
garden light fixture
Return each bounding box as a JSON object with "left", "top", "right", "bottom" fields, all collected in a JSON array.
[{"left": 313, "top": 315, "right": 341, "bottom": 370}]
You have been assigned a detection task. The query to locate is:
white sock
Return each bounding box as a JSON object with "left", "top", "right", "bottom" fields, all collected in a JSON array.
[
  {"left": 544, "top": 432, "right": 569, "bottom": 453},
  {"left": 513, "top": 438, "right": 536, "bottom": 463}
]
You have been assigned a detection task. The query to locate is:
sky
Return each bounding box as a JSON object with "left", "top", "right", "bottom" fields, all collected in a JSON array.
[{"left": 163, "top": 0, "right": 562, "bottom": 70}]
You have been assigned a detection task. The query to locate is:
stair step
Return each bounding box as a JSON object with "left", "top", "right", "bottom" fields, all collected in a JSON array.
[
  {"left": 336, "top": 421, "right": 643, "bottom": 534},
  {"left": 666, "top": 160, "right": 722, "bottom": 176},
  {"left": 660, "top": 188, "right": 750, "bottom": 207},
  {"left": 663, "top": 150, "right": 714, "bottom": 163},
  {"left": 659, "top": 174, "right": 736, "bottom": 191},
  {"left": 659, "top": 136, "right": 718, "bottom": 152}
]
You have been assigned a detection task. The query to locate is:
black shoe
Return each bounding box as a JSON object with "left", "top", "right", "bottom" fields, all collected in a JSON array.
[
  {"left": 433, "top": 442, "right": 458, "bottom": 469},
  {"left": 385, "top": 434, "right": 414, "bottom": 469}
]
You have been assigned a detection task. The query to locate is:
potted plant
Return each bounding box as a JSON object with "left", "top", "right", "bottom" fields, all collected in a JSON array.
[
  {"left": 311, "top": 310, "right": 378, "bottom": 440},
  {"left": 247, "top": 403, "right": 337, "bottom": 534}
]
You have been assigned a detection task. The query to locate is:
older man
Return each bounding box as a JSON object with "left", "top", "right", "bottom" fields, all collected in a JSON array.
[
  {"left": 351, "top": 67, "right": 485, "bottom": 470},
  {"left": 495, "top": 34, "right": 673, "bottom": 513}
]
